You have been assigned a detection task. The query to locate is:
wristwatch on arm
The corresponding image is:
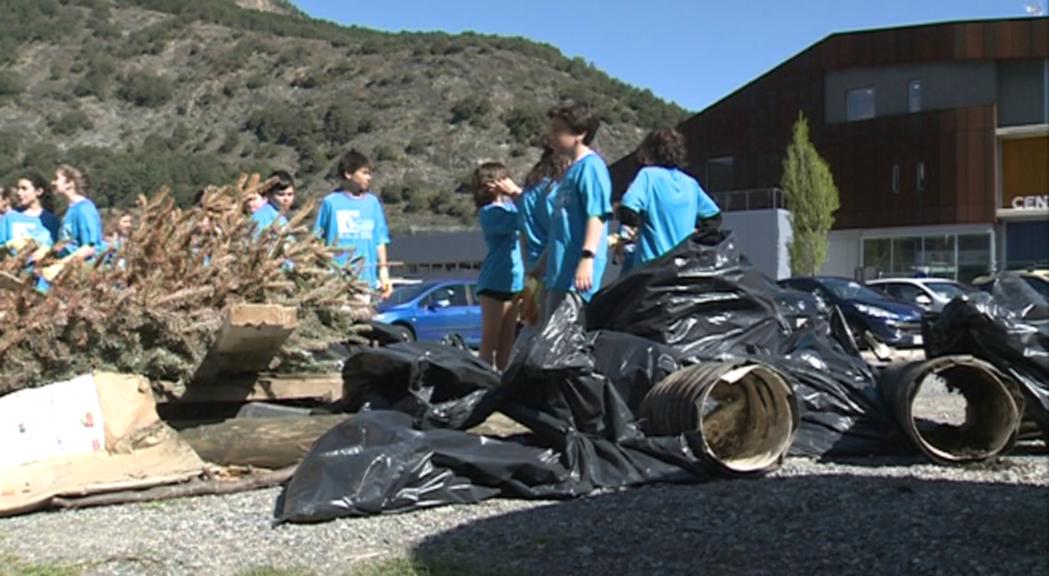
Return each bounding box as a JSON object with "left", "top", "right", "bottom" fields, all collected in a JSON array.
[{"left": 581, "top": 249, "right": 595, "bottom": 260}]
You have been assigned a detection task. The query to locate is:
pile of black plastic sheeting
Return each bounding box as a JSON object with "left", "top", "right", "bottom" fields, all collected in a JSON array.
[
  {"left": 588, "top": 231, "right": 910, "bottom": 458},
  {"left": 276, "top": 232, "right": 1036, "bottom": 524},
  {"left": 277, "top": 294, "right": 801, "bottom": 524},
  {"left": 923, "top": 273, "right": 1049, "bottom": 440}
]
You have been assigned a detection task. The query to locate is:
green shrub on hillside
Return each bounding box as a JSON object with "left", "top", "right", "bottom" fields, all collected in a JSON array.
[
  {"left": 117, "top": 70, "right": 175, "bottom": 107},
  {"left": 51, "top": 110, "right": 94, "bottom": 135},
  {"left": 504, "top": 106, "right": 546, "bottom": 145},
  {"left": 451, "top": 95, "right": 491, "bottom": 126},
  {"left": 0, "top": 71, "right": 24, "bottom": 97}
]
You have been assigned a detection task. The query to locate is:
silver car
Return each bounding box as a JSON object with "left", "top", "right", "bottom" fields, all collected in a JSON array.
[{"left": 867, "top": 278, "right": 976, "bottom": 313}]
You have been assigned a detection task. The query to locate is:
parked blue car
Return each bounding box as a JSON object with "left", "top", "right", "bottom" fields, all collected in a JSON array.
[
  {"left": 374, "top": 279, "right": 482, "bottom": 346},
  {"left": 778, "top": 276, "right": 925, "bottom": 348}
]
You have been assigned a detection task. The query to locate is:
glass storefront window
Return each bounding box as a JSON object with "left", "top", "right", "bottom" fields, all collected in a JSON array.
[
  {"left": 861, "top": 232, "right": 992, "bottom": 283},
  {"left": 921, "top": 235, "right": 955, "bottom": 278},
  {"left": 862, "top": 238, "right": 891, "bottom": 278},
  {"left": 892, "top": 237, "right": 921, "bottom": 276}
]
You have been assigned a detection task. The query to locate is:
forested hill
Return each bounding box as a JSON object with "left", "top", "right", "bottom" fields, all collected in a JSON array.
[{"left": 0, "top": 0, "right": 687, "bottom": 231}]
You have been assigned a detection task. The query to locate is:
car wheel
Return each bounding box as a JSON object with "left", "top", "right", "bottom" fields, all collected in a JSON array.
[{"left": 393, "top": 323, "right": 415, "bottom": 342}]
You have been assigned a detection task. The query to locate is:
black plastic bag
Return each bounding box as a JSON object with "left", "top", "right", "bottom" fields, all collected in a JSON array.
[
  {"left": 924, "top": 291, "right": 1049, "bottom": 438},
  {"left": 587, "top": 231, "right": 793, "bottom": 357},
  {"left": 339, "top": 342, "right": 500, "bottom": 430},
  {"left": 277, "top": 300, "right": 753, "bottom": 524}
]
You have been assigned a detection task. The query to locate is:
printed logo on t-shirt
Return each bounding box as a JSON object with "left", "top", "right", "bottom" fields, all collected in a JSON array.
[
  {"left": 336, "top": 209, "right": 374, "bottom": 241},
  {"left": 11, "top": 222, "right": 35, "bottom": 242}
]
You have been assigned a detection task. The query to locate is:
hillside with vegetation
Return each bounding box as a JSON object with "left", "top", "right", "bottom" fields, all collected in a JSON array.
[{"left": 0, "top": 0, "right": 687, "bottom": 231}]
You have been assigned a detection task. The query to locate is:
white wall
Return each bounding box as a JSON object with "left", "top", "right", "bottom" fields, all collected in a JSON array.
[
  {"left": 723, "top": 209, "right": 792, "bottom": 279},
  {"left": 821, "top": 229, "right": 863, "bottom": 278}
]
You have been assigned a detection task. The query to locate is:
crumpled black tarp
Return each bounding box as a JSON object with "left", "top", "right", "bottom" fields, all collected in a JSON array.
[
  {"left": 587, "top": 231, "right": 794, "bottom": 357},
  {"left": 278, "top": 299, "right": 758, "bottom": 524},
  {"left": 339, "top": 342, "right": 500, "bottom": 430},
  {"left": 923, "top": 279, "right": 1049, "bottom": 438},
  {"left": 588, "top": 231, "right": 904, "bottom": 457}
]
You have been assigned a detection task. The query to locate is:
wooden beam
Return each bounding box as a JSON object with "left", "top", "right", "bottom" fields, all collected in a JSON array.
[
  {"left": 155, "top": 373, "right": 344, "bottom": 405},
  {"left": 178, "top": 415, "right": 350, "bottom": 468}
]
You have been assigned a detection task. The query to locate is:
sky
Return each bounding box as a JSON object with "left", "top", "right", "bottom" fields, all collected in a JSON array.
[{"left": 293, "top": 0, "right": 1045, "bottom": 112}]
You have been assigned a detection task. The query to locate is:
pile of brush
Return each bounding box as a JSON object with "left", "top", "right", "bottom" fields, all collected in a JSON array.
[{"left": 0, "top": 175, "right": 373, "bottom": 395}]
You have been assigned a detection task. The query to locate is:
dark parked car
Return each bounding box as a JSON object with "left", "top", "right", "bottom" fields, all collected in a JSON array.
[
  {"left": 778, "top": 276, "right": 925, "bottom": 348},
  {"left": 373, "top": 279, "right": 482, "bottom": 346}
]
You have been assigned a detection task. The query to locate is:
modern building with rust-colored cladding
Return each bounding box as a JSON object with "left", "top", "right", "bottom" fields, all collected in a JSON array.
[{"left": 610, "top": 17, "right": 1048, "bottom": 282}]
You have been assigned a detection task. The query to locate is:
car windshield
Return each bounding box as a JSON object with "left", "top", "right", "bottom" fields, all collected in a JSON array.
[
  {"left": 1023, "top": 276, "right": 1049, "bottom": 299},
  {"left": 924, "top": 281, "right": 971, "bottom": 299},
  {"left": 386, "top": 282, "right": 434, "bottom": 306},
  {"left": 819, "top": 278, "right": 886, "bottom": 301}
]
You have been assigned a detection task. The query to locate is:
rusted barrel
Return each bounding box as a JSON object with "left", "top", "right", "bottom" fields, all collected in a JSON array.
[
  {"left": 878, "top": 355, "right": 1023, "bottom": 464},
  {"left": 640, "top": 361, "right": 799, "bottom": 476}
]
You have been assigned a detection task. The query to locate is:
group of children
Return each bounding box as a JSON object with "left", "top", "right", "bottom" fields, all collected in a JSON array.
[
  {"left": 0, "top": 165, "right": 106, "bottom": 284},
  {"left": 469, "top": 101, "right": 722, "bottom": 370},
  {"left": 0, "top": 100, "right": 720, "bottom": 373}
]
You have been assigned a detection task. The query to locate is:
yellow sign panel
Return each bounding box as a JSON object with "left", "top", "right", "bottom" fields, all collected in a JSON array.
[{"left": 1002, "top": 136, "right": 1049, "bottom": 209}]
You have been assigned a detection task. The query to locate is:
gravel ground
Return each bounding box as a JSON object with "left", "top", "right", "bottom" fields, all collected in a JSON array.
[{"left": 1, "top": 454, "right": 1046, "bottom": 576}]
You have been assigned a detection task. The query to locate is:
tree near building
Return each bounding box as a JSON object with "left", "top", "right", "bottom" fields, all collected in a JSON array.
[{"left": 781, "top": 112, "right": 840, "bottom": 276}]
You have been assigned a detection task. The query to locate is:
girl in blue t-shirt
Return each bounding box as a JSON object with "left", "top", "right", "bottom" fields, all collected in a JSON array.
[
  {"left": 474, "top": 162, "right": 524, "bottom": 370},
  {"left": 618, "top": 128, "right": 721, "bottom": 271},
  {"left": 0, "top": 172, "right": 60, "bottom": 251},
  {"left": 52, "top": 164, "right": 104, "bottom": 262}
]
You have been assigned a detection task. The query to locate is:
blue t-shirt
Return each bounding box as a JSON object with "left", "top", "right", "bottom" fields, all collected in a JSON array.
[
  {"left": 0, "top": 209, "right": 61, "bottom": 249},
  {"left": 251, "top": 202, "right": 288, "bottom": 238},
  {"left": 621, "top": 167, "right": 720, "bottom": 267},
  {"left": 546, "top": 152, "right": 612, "bottom": 300},
  {"left": 516, "top": 179, "right": 558, "bottom": 271},
  {"left": 478, "top": 201, "right": 524, "bottom": 294},
  {"left": 313, "top": 191, "right": 390, "bottom": 288},
  {"left": 59, "top": 199, "right": 104, "bottom": 257}
]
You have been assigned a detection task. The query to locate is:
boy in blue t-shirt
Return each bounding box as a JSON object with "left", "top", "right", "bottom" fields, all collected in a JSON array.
[
  {"left": 252, "top": 171, "right": 294, "bottom": 237},
  {"left": 543, "top": 101, "right": 612, "bottom": 315},
  {"left": 619, "top": 128, "right": 721, "bottom": 270},
  {"left": 313, "top": 150, "right": 392, "bottom": 298}
]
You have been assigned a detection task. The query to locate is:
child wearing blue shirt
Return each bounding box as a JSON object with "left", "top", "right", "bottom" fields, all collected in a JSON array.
[
  {"left": 543, "top": 101, "right": 612, "bottom": 316},
  {"left": 0, "top": 173, "right": 60, "bottom": 251},
  {"left": 52, "top": 165, "right": 104, "bottom": 261},
  {"left": 473, "top": 162, "right": 525, "bottom": 370},
  {"left": 619, "top": 128, "right": 721, "bottom": 270},
  {"left": 313, "top": 150, "right": 392, "bottom": 298},
  {"left": 516, "top": 147, "right": 569, "bottom": 274},
  {"left": 252, "top": 170, "right": 295, "bottom": 237}
]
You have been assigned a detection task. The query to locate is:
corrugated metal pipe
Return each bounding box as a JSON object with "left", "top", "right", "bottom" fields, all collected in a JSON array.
[
  {"left": 640, "top": 361, "right": 799, "bottom": 476},
  {"left": 879, "top": 355, "right": 1023, "bottom": 464}
]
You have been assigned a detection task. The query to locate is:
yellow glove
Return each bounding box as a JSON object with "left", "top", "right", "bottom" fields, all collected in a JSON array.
[
  {"left": 4, "top": 237, "right": 30, "bottom": 252},
  {"left": 41, "top": 260, "right": 67, "bottom": 282}
]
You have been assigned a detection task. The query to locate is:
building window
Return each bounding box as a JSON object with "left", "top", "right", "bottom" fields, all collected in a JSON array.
[
  {"left": 891, "top": 163, "right": 900, "bottom": 194},
  {"left": 862, "top": 233, "right": 992, "bottom": 282},
  {"left": 908, "top": 80, "right": 922, "bottom": 113},
  {"left": 845, "top": 87, "right": 876, "bottom": 121},
  {"left": 916, "top": 162, "right": 926, "bottom": 193},
  {"left": 705, "top": 156, "right": 734, "bottom": 193}
]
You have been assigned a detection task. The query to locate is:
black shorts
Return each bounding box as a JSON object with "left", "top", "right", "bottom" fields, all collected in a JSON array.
[{"left": 477, "top": 289, "right": 519, "bottom": 302}]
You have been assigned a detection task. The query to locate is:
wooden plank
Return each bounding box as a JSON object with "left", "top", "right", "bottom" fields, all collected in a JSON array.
[
  {"left": 179, "top": 416, "right": 349, "bottom": 468},
  {"left": 155, "top": 373, "right": 343, "bottom": 405},
  {"left": 192, "top": 303, "right": 298, "bottom": 383}
]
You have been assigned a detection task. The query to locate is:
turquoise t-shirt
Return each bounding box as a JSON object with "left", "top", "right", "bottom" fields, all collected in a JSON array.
[
  {"left": 313, "top": 191, "right": 390, "bottom": 288},
  {"left": 251, "top": 202, "right": 288, "bottom": 238},
  {"left": 545, "top": 152, "right": 612, "bottom": 301},
  {"left": 478, "top": 201, "right": 524, "bottom": 294},
  {"left": 59, "top": 199, "right": 104, "bottom": 257},
  {"left": 0, "top": 209, "right": 60, "bottom": 249},
  {"left": 621, "top": 167, "right": 720, "bottom": 267},
  {"left": 516, "top": 179, "right": 558, "bottom": 271}
]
